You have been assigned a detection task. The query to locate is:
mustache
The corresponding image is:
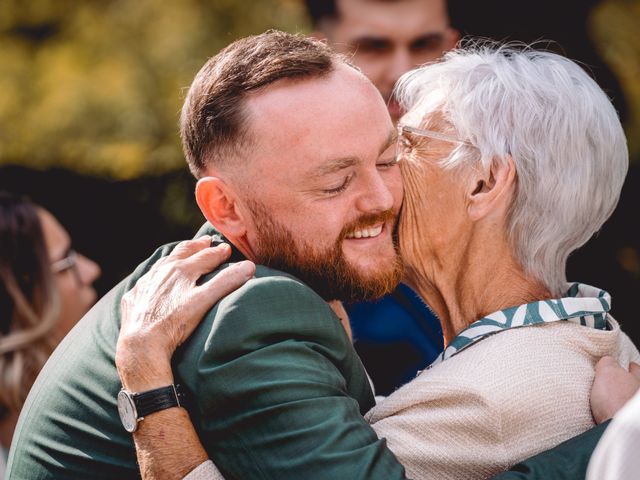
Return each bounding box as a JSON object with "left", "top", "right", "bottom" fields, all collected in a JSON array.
[{"left": 340, "top": 209, "right": 396, "bottom": 240}]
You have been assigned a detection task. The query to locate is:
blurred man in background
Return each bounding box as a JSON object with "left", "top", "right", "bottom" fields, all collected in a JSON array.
[
  {"left": 304, "top": 0, "right": 459, "bottom": 394},
  {"left": 306, "top": 0, "right": 459, "bottom": 123}
]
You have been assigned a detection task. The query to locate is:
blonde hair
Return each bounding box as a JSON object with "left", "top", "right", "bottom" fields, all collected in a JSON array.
[{"left": 0, "top": 193, "right": 60, "bottom": 416}]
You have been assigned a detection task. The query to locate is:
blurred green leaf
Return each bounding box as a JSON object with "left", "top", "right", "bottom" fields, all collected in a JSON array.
[
  {"left": 1, "top": 0, "right": 638, "bottom": 178},
  {"left": 0, "top": 0, "right": 308, "bottom": 178},
  {"left": 591, "top": 0, "right": 640, "bottom": 160}
]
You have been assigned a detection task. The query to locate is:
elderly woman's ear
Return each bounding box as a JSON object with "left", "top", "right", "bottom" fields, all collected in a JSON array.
[{"left": 467, "top": 155, "right": 517, "bottom": 221}]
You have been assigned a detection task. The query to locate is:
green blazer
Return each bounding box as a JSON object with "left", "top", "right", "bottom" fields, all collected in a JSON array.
[
  {"left": 7, "top": 225, "right": 406, "bottom": 479},
  {"left": 7, "top": 224, "right": 606, "bottom": 479}
]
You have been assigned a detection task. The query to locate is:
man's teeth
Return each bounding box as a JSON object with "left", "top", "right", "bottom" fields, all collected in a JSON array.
[{"left": 346, "top": 224, "right": 383, "bottom": 239}]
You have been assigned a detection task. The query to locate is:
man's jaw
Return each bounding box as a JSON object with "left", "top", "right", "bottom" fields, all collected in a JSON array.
[{"left": 248, "top": 201, "right": 400, "bottom": 303}]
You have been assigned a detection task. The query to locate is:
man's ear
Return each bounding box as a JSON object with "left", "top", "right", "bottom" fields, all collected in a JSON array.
[
  {"left": 195, "top": 177, "right": 247, "bottom": 239},
  {"left": 467, "top": 155, "right": 516, "bottom": 221}
]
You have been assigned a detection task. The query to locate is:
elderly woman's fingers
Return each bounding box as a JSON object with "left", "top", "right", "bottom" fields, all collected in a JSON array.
[
  {"left": 169, "top": 260, "right": 255, "bottom": 345},
  {"left": 181, "top": 243, "right": 234, "bottom": 277},
  {"left": 156, "top": 259, "right": 255, "bottom": 348},
  {"left": 591, "top": 356, "right": 640, "bottom": 423},
  {"left": 120, "top": 243, "right": 236, "bottom": 327},
  {"left": 118, "top": 242, "right": 254, "bottom": 359},
  {"left": 169, "top": 235, "right": 213, "bottom": 260},
  {"left": 196, "top": 260, "right": 255, "bottom": 301},
  {"left": 138, "top": 243, "right": 232, "bottom": 291}
]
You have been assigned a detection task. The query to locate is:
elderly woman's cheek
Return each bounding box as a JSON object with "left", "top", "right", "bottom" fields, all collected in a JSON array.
[{"left": 399, "top": 161, "right": 428, "bottom": 269}]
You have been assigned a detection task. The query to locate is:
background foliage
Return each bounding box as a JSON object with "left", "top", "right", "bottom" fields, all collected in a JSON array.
[
  {"left": 1, "top": 1, "right": 639, "bottom": 178},
  {"left": 592, "top": 0, "right": 640, "bottom": 157},
  {"left": 0, "top": 0, "right": 307, "bottom": 178}
]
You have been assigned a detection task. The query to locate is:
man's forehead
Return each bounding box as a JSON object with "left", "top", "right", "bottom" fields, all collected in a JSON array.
[
  {"left": 245, "top": 64, "right": 382, "bottom": 139},
  {"left": 335, "top": 0, "right": 450, "bottom": 37},
  {"left": 240, "top": 66, "right": 389, "bottom": 166}
]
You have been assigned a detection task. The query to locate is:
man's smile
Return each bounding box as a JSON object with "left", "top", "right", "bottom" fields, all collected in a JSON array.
[{"left": 344, "top": 222, "right": 384, "bottom": 239}]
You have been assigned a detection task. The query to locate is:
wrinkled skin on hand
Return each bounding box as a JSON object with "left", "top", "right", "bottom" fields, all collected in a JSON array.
[
  {"left": 116, "top": 236, "right": 255, "bottom": 391},
  {"left": 591, "top": 356, "right": 640, "bottom": 424}
]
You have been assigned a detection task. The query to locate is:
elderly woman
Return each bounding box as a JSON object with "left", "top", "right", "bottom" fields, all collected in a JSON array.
[
  {"left": 116, "top": 44, "right": 638, "bottom": 479},
  {"left": 364, "top": 45, "right": 639, "bottom": 476}
]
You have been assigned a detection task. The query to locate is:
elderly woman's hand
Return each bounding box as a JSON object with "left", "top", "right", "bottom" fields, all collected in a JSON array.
[
  {"left": 116, "top": 236, "right": 255, "bottom": 392},
  {"left": 590, "top": 356, "right": 640, "bottom": 424}
]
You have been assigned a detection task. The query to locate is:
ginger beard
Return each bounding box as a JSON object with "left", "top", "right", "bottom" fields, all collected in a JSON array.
[{"left": 248, "top": 200, "right": 403, "bottom": 303}]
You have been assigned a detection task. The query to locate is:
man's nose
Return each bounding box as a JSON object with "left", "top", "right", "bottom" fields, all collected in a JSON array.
[
  {"left": 77, "top": 254, "right": 101, "bottom": 286},
  {"left": 385, "top": 48, "right": 414, "bottom": 92},
  {"left": 356, "top": 170, "right": 395, "bottom": 214}
]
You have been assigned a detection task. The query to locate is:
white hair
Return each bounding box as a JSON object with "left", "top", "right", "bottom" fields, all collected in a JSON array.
[{"left": 395, "top": 42, "right": 629, "bottom": 296}]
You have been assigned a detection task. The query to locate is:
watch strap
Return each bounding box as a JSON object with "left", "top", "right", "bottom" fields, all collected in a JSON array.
[{"left": 133, "top": 384, "right": 180, "bottom": 418}]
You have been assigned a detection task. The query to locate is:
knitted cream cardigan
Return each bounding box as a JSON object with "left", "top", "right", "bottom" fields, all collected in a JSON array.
[
  {"left": 185, "top": 318, "right": 638, "bottom": 480},
  {"left": 366, "top": 317, "right": 639, "bottom": 479}
]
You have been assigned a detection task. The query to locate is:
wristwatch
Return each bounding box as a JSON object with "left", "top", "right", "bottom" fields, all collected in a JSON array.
[{"left": 117, "top": 384, "right": 181, "bottom": 433}]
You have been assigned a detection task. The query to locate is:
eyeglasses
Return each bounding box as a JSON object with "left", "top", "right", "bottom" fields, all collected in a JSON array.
[
  {"left": 51, "top": 249, "right": 82, "bottom": 285},
  {"left": 396, "top": 124, "right": 473, "bottom": 160}
]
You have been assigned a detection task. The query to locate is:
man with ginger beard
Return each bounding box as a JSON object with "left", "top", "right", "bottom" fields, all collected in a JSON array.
[
  {"left": 8, "top": 31, "right": 407, "bottom": 479},
  {"left": 249, "top": 198, "right": 400, "bottom": 303},
  {"left": 305, "top": 0, "right": 460, "bottom": 393}
]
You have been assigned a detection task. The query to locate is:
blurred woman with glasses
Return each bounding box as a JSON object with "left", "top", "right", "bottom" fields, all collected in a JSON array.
[{"left": 0, "top": 191, "right": 100, "bottom": 472}]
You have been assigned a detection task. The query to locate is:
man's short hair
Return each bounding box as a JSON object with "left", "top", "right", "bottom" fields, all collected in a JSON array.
[{"left": 181, "top": 30, "right": 339, "bottom": 177}]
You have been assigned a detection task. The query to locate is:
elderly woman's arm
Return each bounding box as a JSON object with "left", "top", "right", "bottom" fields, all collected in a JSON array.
[
  {"left": 116, "top": 237, "right": 355, "bottom": 479},
  {"left": 116, "top": 237, "right": 255, "bottom": 480},
  {"left": 116, "top": 241, "right": 638, "bottom": 480}
]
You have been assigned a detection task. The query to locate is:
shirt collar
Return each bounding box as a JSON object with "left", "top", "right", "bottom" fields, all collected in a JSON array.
[{"left": 429, "top": 282, "right": 612, "bottom": 368}]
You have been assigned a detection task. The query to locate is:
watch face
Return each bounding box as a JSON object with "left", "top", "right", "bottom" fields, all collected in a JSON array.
[{"left": 117, "top": 390, "right": 138, "bottom": 433}]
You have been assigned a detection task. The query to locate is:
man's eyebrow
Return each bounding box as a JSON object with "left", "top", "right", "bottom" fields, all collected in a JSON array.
[
  {"left": 410, "top": 32, "right": 446, "bottom": 46},
  {"left": 350, "top": 36, "right": 392, "bottom": 47},
  {"left": 312, "top": 157, "right": 360, "bottom": 177}
]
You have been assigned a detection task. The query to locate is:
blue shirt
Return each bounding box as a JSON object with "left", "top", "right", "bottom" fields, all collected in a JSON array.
[{"left": 346, "top": 284, "right": 443, "bottom": 395}]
